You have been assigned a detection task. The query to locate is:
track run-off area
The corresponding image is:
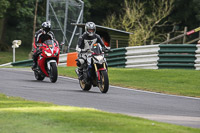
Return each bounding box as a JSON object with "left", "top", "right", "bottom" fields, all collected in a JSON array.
[{"left": 0, "top": 68, "right": 200, "bottom": 128}]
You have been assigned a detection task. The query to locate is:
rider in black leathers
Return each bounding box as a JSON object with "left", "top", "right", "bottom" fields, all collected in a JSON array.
[
  {"left": 32, "top": 21, "right": 55, "bottom": 69},
  {"left": 76, "top": 22, "right": 107, "bottom": 79}
]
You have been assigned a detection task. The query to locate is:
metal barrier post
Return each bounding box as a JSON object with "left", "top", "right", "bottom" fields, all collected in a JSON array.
[
  {"left": 67, "top": 9, "right": 83, "bottom": 52},
  {"left": 46, "top": 0, "right": 49, "bottom": 21},
  {"left": 13, "top": 47, "right": 15, "bottom": 62},
  {"left": 12, "top": 40, "right": 22, "bottom": 63}
]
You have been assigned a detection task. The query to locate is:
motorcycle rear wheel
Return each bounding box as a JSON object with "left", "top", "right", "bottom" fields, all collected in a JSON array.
[
  {"left": 49, "top": 62, "right": 58, "bottom": 83},
  {"left": 79, "top": 79, "right": 91, "bottom": 91},
  {"left": 34, "top": 71, "right": 45, "bottom": 81},
  {"left": 99, "top": 70, "right": 109, "bottom": 93}
]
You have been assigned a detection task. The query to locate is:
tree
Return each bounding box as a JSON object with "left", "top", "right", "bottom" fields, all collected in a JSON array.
[
  {"left": 88, "top": 0, "right": 124, "bottom": 24},
  {"left": 103, "top": 0, "right": 174, "bottom": 46},
  {"left": 168, "top": 0, "right": 200, "bottom": 30},
  {"left": 0, "top": 0, "right": 10, "bottom": 18},
  {"left": 82, "top": 0, "right": 91, "bottom": 22},
  {"left": 0, "top": 0, "right": 46, "bottom": 51},
  {"left": 0, "top": 0, "right": 10, "bottom": 50}
]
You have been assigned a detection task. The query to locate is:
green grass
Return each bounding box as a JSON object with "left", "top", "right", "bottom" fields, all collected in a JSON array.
[
  {"left": 0, "top": 93, "right": 199, "bottom": 133},
  {"left": 0, "top": 47, "right": 31, "bottom": 64},
  {"left": 58, "top": 67, "right": 200, "bottom": 97}
]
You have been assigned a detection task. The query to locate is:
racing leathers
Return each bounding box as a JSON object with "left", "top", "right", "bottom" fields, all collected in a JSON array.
[
  {"left": 76, "top": 32, "right": 106, "bottom": 79},
  {"left": 32, "top": 29, "right": 55, "bottom": 69}
]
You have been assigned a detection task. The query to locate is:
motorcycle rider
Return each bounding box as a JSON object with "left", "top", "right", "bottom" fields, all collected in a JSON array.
[
  {"left": 32, "top": 21, "right": 55, "bottom": 69},
  {"left": 76, "top": 22, "right": 107, "bottom": 79}
]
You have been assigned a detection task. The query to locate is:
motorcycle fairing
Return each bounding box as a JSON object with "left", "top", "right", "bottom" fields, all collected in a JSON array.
[{"left": 38, "top": 55, "right": 49, "bottom": 76}]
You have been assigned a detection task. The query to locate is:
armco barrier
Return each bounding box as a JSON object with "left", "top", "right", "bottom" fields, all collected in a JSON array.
[
  {"left": 9, "top": 44, "right": 200, "bottom": 70},
  {"left": 125, "top": 45, "right": 159, "bottom": 69},
  {"left": 59, "top": 53, "right": 68, "bottom": 63},
  {"left": 106, "top": 48, "right": 127, "bottom": 67},
  {"left": 11, "top": 59, "right": 33, "bottom": 67},
  {"left": 0, "top": 62, "right": 12, "bottom": 67},
  {"left": 158, "top": 44, "right": 197, "bottom": 69},
  {"left": 126, "top": 45, "right": 159, "bottom": 56},
  {"left": 195, "top": 45, "right": 200, "bottom": 70},
  {"left": 11, "top": 54, "right": 68, "bottom": 67},
  {"left": 59, "top": 53, "right": 68, "bottom": 66},
  {"left": 106, "top": 44, "right": 200, "bottom": 70}
]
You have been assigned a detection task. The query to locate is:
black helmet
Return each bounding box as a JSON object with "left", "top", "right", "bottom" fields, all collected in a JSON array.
[
  {"left": 42, "top": 21, "right": 51, "bottom": 33},
  {"left": 85, "top": 22, "right": 96, "bottom": 36}
]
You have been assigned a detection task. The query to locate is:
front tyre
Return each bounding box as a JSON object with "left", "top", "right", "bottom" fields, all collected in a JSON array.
[
  {"left": 49, "top": 62, "right": 58, "bottom": 83},
  {"left": 34, "top": 71, "right": 45, "bottom": 81},
  {"left": 79, "top": 79, "right": 91, "bottom": 91},
  {"left": 99, "top": 70, "right": 109, "bottom": 93}
]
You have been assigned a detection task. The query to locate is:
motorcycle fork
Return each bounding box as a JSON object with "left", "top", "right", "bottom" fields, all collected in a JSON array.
[
  {"left": 103, "top": 63, "right": 106, "bottom": 69},
  {"left": 94, "top": 64, "right": 100, "bottom": 82}
]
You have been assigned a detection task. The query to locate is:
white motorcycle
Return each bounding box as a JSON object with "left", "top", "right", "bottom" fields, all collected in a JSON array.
[{"left": 76, "top": 43, "right": 110, "bottom": 93}]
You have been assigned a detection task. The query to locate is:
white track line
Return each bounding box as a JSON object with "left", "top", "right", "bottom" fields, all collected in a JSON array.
[{"left": 58, "top": 75, "right": 200, "bottom": 100}]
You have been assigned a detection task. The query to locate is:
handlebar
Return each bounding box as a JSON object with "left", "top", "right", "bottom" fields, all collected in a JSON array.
[
  {"left": 102, "top": 48, "right": 113, "bottom": 53},
  {"left": 80, "top": 48, "right": 113, "bottom": 54},
  {"left": 36, "top": 43, "right": 43, "bottom": 47}
]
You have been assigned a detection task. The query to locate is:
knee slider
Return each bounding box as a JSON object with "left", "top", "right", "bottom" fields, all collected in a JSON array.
[{"left": 76, "top": 58, "right": 84, "bottom": 67}]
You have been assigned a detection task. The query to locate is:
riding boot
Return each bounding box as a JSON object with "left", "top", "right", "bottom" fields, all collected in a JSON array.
[
  {"left": 32, "top": 61, "right": 37, "bottom": 70},
  {"left": 32, "top": 52, "right": 38, "bottom": 70},
  {"left": 76, "top": 68, "right": 83, "bottom": 80}
]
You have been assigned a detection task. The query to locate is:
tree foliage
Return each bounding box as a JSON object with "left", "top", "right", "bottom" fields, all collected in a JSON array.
[
  {"left": 82, "top": 0, "right": 91, "bottom": 22},
  {"left": 87, "top": 0, "right": 124, "bottom": 24},
  {"left": 103, "top": 0, "right": 174, "bottom": 46},
  {"left": 0, "top": 0, "right": 46, "bottom": 51},
  {"left": 0, "top": 0, "right": 10, "bottom": 18},
  {"left": 1, "top": 0, "right": 200, "bottom": 51}
]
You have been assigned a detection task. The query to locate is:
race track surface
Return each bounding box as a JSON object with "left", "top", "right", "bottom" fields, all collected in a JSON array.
[{"left": 0, "top": 68, "right": 200, "bottom": 128}]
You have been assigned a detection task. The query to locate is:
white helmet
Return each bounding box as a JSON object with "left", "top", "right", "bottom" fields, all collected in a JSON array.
[
  {"left": 42, "top": 21, "right": 51, "bottom": 33},
  {"left": 85, "top": 22, "right": 96, "bottom": 36}
]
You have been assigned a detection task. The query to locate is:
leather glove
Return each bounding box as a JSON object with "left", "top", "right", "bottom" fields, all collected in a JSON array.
[{"left": 102, "top": 47, "right": 108, "bottom": 52}]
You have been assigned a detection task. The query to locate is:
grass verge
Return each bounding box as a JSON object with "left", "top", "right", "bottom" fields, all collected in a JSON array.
[
  {"left": 58, "top": 67, "right": 200, "bottom": 98},
  {"left": 0, "top": 47, "right": 30, "bottom": 64},
  {"left": 0, "top": 93, "right": 199, "bottom": 133}
]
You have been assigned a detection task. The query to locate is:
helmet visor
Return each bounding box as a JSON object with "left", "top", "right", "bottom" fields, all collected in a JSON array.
[
  {"left": 88, "top": 29, "right": 94, "bottom": 33},
  {"left": 44, "top": 28, "right": 50, "bottom": 33}
]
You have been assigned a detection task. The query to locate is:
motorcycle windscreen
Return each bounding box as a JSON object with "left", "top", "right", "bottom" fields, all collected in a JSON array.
[
  {"left": 91, "top": 43, "right": 102, "bottom": 55},
  {"left": 44, "top": 40, "right": 54, "bottom": 48}
]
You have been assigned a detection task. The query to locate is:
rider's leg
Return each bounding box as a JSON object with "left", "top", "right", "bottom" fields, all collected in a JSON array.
[
  {"left": 76, "top": 53, "right": 85, "bottom": 79},
  {"left": 32, "top": 50, "right": 39, "bottom": 69}
]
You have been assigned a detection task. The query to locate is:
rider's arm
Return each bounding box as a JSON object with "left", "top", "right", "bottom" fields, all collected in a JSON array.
[
  {"left": 48, "top": 31, "right": 55, "bottom": 40},
  {"left": 78, "top": 35, "right": 84, "bottom": 49},
  {"left": 35, "top": 29, "right": 43, "bottom": 43},
  {"left": 96, "top": 34, "right": 105, "bottom": 48}
]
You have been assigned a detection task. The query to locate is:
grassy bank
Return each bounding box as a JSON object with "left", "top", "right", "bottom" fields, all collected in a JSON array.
[
  {"left": 0, "top": 93, "right": 199, "bottom": 133},
  {"left": 58, "top": 67, "right": 200, "bottom": 97},
  {"left": 0, "top": 47, "right": 30, "bottom": 64}
]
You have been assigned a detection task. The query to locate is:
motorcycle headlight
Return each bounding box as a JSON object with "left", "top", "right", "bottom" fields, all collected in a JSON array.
[
  {"left": 44, "top": 51, "right": 52, "bottom": 56},
  {"left": 94, "top": 55, "right": 104, "bottom": 64},
  {"left": 54, "top": 49, "right": 59, "bottom": 56}
]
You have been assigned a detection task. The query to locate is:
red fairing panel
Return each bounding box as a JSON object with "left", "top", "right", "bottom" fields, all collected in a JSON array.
[{"left": 37, "top": 53, "right": 49, "bottom": 77}]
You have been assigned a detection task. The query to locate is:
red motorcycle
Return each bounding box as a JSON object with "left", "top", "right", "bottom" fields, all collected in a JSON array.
[{"left": 33, "top": 40, "right": 60, "bottom": 83}]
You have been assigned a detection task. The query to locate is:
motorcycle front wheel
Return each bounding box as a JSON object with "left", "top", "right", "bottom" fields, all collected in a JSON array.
[
  {"left": 79, "top": 79, "right": 91, "bottom": 91},
  {"left": 34, "top": 71, "right": 45, "bottom": 81},
  {"left": 49, "top": 62, "right": 58, "bottom": 83},
  {"left": 99, "top": 70, "right": 109, "bottom": 93}
]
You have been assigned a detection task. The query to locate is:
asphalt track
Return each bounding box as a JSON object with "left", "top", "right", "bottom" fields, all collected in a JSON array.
[{"left": 0, "top": 68, "right": 200, "bottom": 128}]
